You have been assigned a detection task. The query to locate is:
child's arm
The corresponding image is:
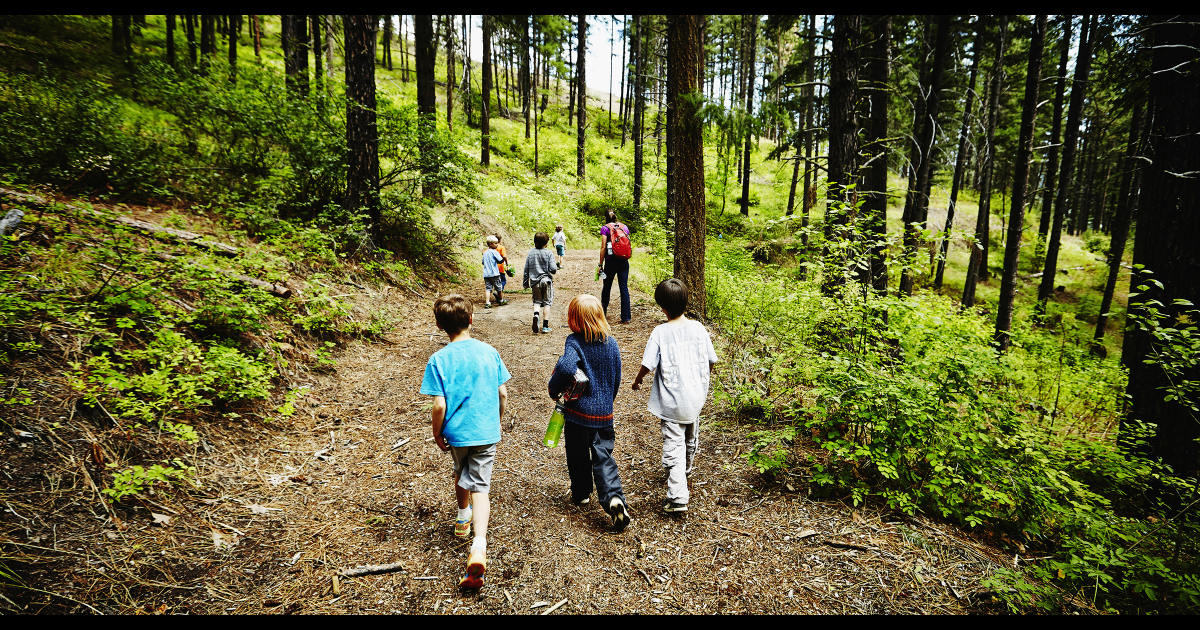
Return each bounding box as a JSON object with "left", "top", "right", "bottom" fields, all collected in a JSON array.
[
  {"left": 430, "top": 396, "right": 449, "bottom": 452},
  {"left": 498, "top": 384, "right": 508, "bottom": 421},
  {"left": 631, "top": 365, "right": 652, "bottom": 391}
]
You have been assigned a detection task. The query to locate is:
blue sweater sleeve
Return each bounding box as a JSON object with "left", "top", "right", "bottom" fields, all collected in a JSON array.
[{"left": 548, "top": 339, "right": 581, "bottom": 400}]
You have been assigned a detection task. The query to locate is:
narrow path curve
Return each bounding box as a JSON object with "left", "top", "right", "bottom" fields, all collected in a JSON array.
[{"left": 190, "top": 245, "right": 1004, "bottom": 614}]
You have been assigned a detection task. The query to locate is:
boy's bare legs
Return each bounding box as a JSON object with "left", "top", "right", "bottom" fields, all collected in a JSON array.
[
  {"left": 456, "top": 471, "right": 470, "bottom": 509},
  {"left": 471, "top": 492, "right": 489, "bottom": 543}
]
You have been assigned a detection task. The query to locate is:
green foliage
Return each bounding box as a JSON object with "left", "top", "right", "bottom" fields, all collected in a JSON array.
[
  {"left": 102, "top": 459, "right": 196, "bottom": 503},
  {"left": 705, "top": 199, "right": 1198, "bottom": 613}
]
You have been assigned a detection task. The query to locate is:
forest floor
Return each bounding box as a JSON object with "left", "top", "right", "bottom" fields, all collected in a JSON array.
[{"left": 1, "top": 237, "right": 1026, "bottom": 615}]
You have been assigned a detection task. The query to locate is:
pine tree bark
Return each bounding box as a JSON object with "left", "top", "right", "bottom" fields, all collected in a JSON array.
[
  {"left": 739, "top": 15, "right": 757, "bottom": 216},
  {"left": 1123, "top": 14, "right": 1200, "bottom": 477},
  {"left": 252, "top": 15, "right": 261, "bottom": 61},
  {"left": 899, "top": 14, "right": 951, "bottom": 296},
  {"left": 577, "top": 15, "right": 587, "bottom": 182},
  {"left": 416, "top": 15, "right": 437, "bottom": 198},
  {"left": 227, "top": 15, "right": 238, "bottom": 81},
  {"left": 963, "top": 16, "right": 1007, "bottom": 307},
  {"left": 186, "top": 15, "right": 197, "bottom": 68},
  {"left": 524, "top": 15, "right": 532, "bottom": 139},
  {"left": 801, "top": 15, "right": 816, "bottom": 242},
  {"left": 865, "top": 15, "right": 890, "bottom": 293},
  {"left": 1093, "top": 98, "right": 1144, "bottom": 348},
  {"left": 1034, "top": 15, "right": 1074, "bottom": 271},
  {"left": 481, "top": 15, "right": 492, "bottom": 166},
  {"left": 166, "top": 15, "right": 176, "bottom": 68},
  {"left": 112, "top": 15, "right": 124, "bottom": 55},
  {"left": 995, "top": 15, "right": 1048, "bottom": 352},
  {"left": 344, "top": 15, "right": 380, "bottom": 241},
  {"left": 445, "top": 16, "right": 454, "bottom": 130},
  {"left": 1038, "top": 15, "right": 1097, "bottom": 311},
  {"left": 669, "top": 15, "right": 706, "bottom": 318},
  {"left": 312, "top": 16, "right": 323, "bottom": 93},
  {"left": 935, "top": 18, "right": 981, "bottom": 290},
  {"left": 633, "top": 15, "right": 645, "bottom": 209}
]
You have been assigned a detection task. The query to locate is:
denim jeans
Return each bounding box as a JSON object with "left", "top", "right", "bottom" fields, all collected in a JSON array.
[
  {"left": 601, "top": 256, "right": 631, "bottom": 322},
  {"left": 564, "top": 421, "right": 625, "bottom": 509}
]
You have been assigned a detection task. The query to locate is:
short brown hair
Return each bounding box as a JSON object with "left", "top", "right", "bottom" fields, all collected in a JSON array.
[
  {"left": 534, "top": 231, "right": 550, "bottom": 248},
  {"left": 568, "top": 294, "right": 610, "bottom": 343},
  {"left": 655, "top": 278, "right": 688, "bottom": 319},
  {"left": 433, "top": 294, "right": 473, "bottom": 335}
]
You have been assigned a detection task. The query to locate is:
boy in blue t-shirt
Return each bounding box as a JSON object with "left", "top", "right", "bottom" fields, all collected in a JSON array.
[{"left": 420, "top": 294, "right": 510, "bottom": 589}]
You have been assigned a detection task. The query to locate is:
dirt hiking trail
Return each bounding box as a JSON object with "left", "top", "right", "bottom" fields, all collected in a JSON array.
[{"left": 0, "top": 237, "right": 1014, "bottom": 615}]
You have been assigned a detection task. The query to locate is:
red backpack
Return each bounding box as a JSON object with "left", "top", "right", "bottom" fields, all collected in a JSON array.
[{"left": 606, "top": 222, "right": 633, "bottom": 259}]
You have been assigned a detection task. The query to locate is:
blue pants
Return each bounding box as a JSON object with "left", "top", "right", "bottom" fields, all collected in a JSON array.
[
  {"left": 564, "top": 421, "right": 625, "bottom": 509},
  {"left": 601, "top": 257, "right": 631, "bottom": 322}
]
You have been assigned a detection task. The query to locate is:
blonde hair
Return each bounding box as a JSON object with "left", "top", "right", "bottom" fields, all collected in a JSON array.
[{"left": 568, "top": 294, "right": 610, "bottom": 343}]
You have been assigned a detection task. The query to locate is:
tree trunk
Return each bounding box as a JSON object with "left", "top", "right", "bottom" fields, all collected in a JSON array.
[
  {"left": 899, "top": 14, "right": 952, "bottom": 296},
  {"left": 415, "top": 15, "right": 437, "bottom": 198},
  {"left": 739, "top": 15, "right": 758, "bottom": 216},
  {"left": 481, "top": 15, "right": 492, "bottom": 166},
  {"left": 995, "top": 15, "right": 1047, "bottom": 352},
  {"left": 1034, "top": 15, "right": 1074, "bottom": 271},
  {"left": 668, "top": 15, "right": 707, "bottom": 318},
  {"left": 1123, "top": 14, "right": 1200, "bottom": 478},
  {"left": 866, "top": 15, "right": 891, "bottom": 293},
  {"left": 633, "top": 15, "right": 645, "bottom": 209},
  {"left": 801, "top": 15, "right": 816, "bottom": 243},
  {"left": 577, "top": 15, "right": 587, "bottom": 181},
  {"left": 112, "top": 15, "right": 124, "bottom": 55},
  {"left": 898, "top": 16, "right": 933, "bottom": 293},
  {"left": 252, "top": 15, "right": 261, "bottom": 61},
  {"left": 227, "top": 15, "right": 238, "bottom": 82},
  {"left": 344, "top": 15, "right": 381, "bottom": 241},
  {"left": 822, "top": 14, "right": 860, "bottom": 293},
  {"left": 524, "top": 16, "right": 532, "bottom": 139},
  {"left": 620, "top": 15, "right": 629, "bottom": 146},
  {"left": 445, "top": 16, "right": 454, "bottom": 131},
  {"left": 1038, "top": 15, "right": 1096, "bottom": 312},
  {"left": 166, "top": 15, "right": 176, "bottom": 68},
  {"left": 963, "top": 16, "right": 1007, "bottom": 307},
  {"left": 935, "top": 17, "right": 982, "bottom": 290},
  {"left": 312, "top": 16, "right": 323, "bottom": 93},
  {"left": 1094, "top": 98, "right": 1145, "bottom": 347}
]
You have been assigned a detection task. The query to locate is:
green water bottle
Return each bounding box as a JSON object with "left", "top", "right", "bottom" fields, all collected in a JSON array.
[
  {"left": 594, "top": 265, "right": 601, "bottom": 282},
  {"left": 543, "top": 403, "right": 566, "bottom": 448}
]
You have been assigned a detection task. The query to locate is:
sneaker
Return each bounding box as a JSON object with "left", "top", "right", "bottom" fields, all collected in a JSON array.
[
  {"left": 542, "top": 325, "right": 552, "bottom": 334},
  {"left": 458, "top": 545, "right": 486, "bottom": 589},
  {"left": 662, "top": 500, "right": 688, "bottom": 513},
  {"left": 499, "top": 299, "right": 509, "bottom": 306},
  {"left": 454, "top": 511, "right": 472, "bottom": 539},
  {"left": 609, "top": 497, "right": 631, "bottom": 532},
  {"left": 532, "top": 314, "right": 540, "bottom": 334},
  {"left": 484, "top": 303, "right": 492, "bottom": 309},
  {"left": 572, "top": 494, "right": 591, "bottom": 506}
]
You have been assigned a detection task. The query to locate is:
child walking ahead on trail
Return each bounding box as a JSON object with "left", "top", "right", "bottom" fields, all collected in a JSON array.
[
  {"left": 632, "top": 279, "right": 718, "bottom": 513},
  {"left": 523, "top": 231, "right": 557, "bottom": 334},
  {"left": 420, "top": 294, "right": 511, "bottom": 588},
  {"left": 548, "top": 295, "right": 631, "bottom": 532},
  {"left": 482, "top": 235, "right": 507, "bottom": 308},
  {"left": 553, "top": 225, "right": 567, "bottom": 269}
]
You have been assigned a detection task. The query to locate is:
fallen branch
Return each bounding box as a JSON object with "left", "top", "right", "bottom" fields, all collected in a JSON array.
[
  {"left": 541, "top": 598, "right": 569, "bottom": 615},
  {"left": 718, "top": 524, "right": 755, "bottom": 537},
  {"left": 156, "top": 253, "right": 291, "bottom": 298},
  {"left": 0, "top": 187, "right": 239, "bottom": 257},
  {"left": 824, "top": 539, "right": 874, "bottom": 552},
  {"left": 339, "top": 561, "right": 412, "bottom": 577}
]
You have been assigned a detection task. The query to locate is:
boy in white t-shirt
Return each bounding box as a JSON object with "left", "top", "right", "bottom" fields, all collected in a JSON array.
[
  {"left": 553, "top": 225, "right": 567, "bottom": 269},
  {"left": 631, "top": 278, "right": 718, "bottom": 512}
]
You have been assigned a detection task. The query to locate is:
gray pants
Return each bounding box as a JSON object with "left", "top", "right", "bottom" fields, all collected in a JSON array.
[{"left": 661, "top": 420, "right": 698, "bottom": 503}]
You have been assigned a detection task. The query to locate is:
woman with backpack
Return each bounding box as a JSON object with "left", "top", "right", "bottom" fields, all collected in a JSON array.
[{"left": 597, "top": 209, "right": 632, "bottom": 324}]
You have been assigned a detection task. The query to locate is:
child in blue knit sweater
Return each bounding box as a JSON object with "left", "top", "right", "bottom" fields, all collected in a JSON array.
[{"left": 548, "top": 294, "right": 630, "bottom": 532}]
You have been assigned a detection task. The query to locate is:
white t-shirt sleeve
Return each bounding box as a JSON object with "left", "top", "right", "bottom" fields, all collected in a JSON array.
[{"left": 641, "top": 328, "right": 661, "bottom": 371}]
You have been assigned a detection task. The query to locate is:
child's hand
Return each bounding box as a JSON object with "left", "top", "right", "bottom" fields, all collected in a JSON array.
[
  {"left": 434, "top": 434, "right": 450, "bottom": 452},
  {"left": 631, "top": 378, "right": 642, "bottom": 391}
]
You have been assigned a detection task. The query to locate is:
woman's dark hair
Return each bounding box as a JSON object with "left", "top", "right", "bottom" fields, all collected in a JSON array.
[
  {"left": 654, "top": 278, "right": 688, "bottom": 319},
  {"left": 534, "top": 232, "right": 550, "bottom": 248},
  {"left": 605, "top": 209, "right": 617, "bottom": 223}
]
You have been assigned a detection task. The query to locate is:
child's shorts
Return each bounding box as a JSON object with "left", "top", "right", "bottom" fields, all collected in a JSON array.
[
  {"left": 531, "top": 278, "right": 552, "bottom": 306},
  {"left": 450, "top": 443, "right": 497, "bottom": 494},
  {"left": 555, "top": 245, "right": 565, "bottom": 257},
  {"left": 484, "top": 275, "right": 502, "bottom": 293}
]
